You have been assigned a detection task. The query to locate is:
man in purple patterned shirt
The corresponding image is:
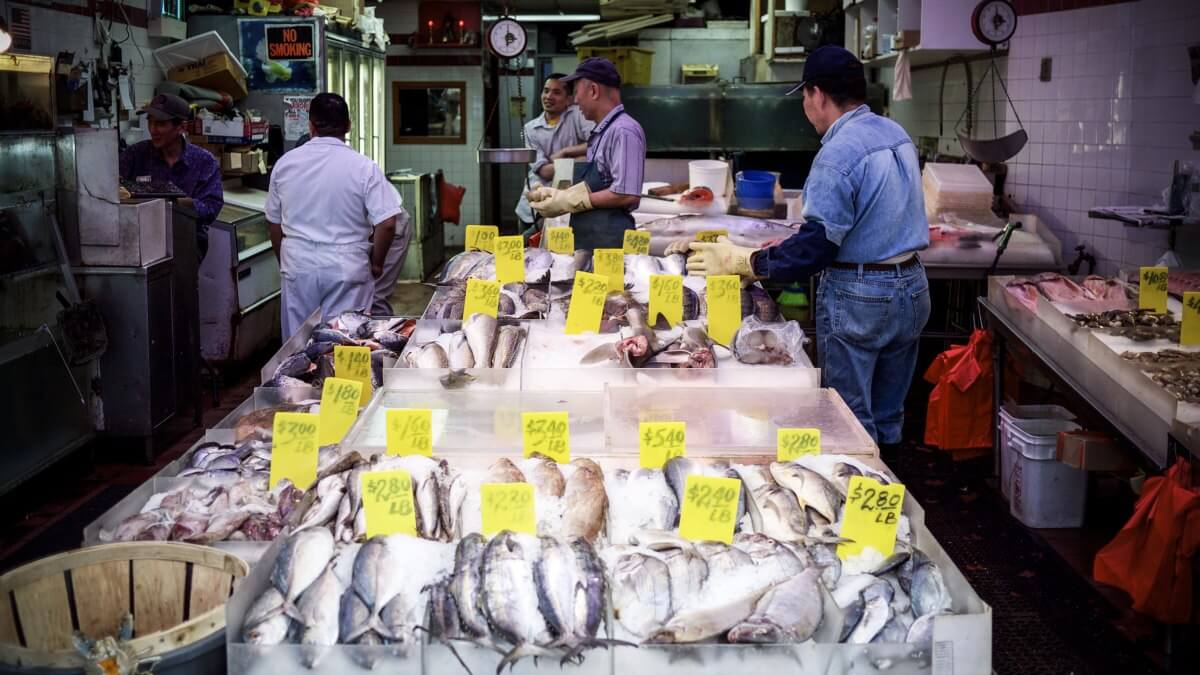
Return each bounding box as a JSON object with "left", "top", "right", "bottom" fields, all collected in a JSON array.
[{"left": 119, "top": 93, "right": 223, "bottom": 260}]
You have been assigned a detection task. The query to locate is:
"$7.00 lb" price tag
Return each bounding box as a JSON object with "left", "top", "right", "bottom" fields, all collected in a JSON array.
[
  {"left": 838, "top": 476, "right": 906, "bottom": 560},
  {"left": 678, "top": 475, "right": 741, "bottom": 544}
]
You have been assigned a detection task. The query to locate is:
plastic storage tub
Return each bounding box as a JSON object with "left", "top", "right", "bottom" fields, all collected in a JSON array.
[
  {"left": 998, "top": 404, "right": 1076, "bottom": 499},
  {"left": 688, "top": 160, "right": 730, "bottom": 197},
  {"left": 1007, "top": 419, "right": 1088, "bottom": 528},
  {"left": 735, "top": 170, "right": 775, "bottom": 198}
]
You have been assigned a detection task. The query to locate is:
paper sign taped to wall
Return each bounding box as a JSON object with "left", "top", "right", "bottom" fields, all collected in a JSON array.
[{"left": 284, "top": 96, "right": 314, "bottom": 141}]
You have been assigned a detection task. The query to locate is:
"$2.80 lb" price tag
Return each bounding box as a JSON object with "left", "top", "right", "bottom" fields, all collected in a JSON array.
[
  {"left": 361, "top": 469, "right": 417, "bottom": 538},
  {"left": 678, "top": 475, "right": 741, "bottom": 544},
  {"left": 838, "top": 476, "right": 906, "bottom": 560}
]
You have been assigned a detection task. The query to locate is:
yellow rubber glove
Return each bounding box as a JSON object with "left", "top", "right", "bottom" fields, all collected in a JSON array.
[
  {"left": 663, "top": 239, "right": 693, "bottom": 256},
  {"left": 685, "top": 236, "right": 757, "bottom": 278},
  {"left": 529, "top": 182, "right": 593, "bottom": 218}
]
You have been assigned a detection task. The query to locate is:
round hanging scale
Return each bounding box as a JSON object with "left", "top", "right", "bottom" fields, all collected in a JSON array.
[
  {"left": 487, "top": 17, "right": 527, "bottom": 58},
  {"left": 971, "top": 0, "right": 1018, "bottom": 47}
]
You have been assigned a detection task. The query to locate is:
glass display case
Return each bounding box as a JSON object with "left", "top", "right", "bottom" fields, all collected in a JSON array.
[
  {"left": 327, "top": 34, "right": 387, "bottom": 167},
  {"left": 198, "top": 201, "right": 280, "bottom": 362}
]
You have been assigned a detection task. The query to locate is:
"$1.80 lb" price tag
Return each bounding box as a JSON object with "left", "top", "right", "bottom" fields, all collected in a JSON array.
[
  {"left": 361, "top": 469, "right": 417, "bottom": 538},
  {"left": 678, "top": 475, "right": 741, "bottom": 544},
  {"left": 838, "top": 476, "right": 906, "bottom": 560}
]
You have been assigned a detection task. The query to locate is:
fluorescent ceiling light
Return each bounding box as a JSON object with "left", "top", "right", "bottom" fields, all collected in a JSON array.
[{"left": 483, "top": 14, "right": 601, "bottom": 22}]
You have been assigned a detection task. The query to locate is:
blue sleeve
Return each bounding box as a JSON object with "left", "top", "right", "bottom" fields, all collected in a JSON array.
[
  {"left": 190, "top": 152, "right": 224, "bottom": 228},
  {"left": 751, "top": 219, "right": 840, "bottom": 280},
  {"left": 801, "top": 160, "right": 857, "bottom": 246}
]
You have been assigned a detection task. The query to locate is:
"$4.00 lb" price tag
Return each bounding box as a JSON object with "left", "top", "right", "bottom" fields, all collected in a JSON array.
[
  {"left": 838, "top": 476, "right": 906, "bottom": 560},
  {"left": 678, "top": 475, "right": 741, "bottom": 544},
  {"left": 361, "top": 469, "right": 417, "bottom": 538}
]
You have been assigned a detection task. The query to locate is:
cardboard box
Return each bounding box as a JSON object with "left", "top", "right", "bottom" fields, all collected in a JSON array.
[
  {"left": 168, "top": 52, "right": 248, "bottom": 100},
  {"left": 1057, "top": 431, "right": 1137, "bottom": 472},
  {"left": 894, "top": 30, "right": 921, "bottom": 50},
  {"left": 222, "top": 149, "right": 266, "bottom": 175}
]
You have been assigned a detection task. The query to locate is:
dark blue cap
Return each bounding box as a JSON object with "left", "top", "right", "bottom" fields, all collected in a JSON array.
[
  {"left": 786, "top": 45, "right": 865, "bottom": 96},
  {"left": 561, "top": 57, "right": 622, "bottom": 87}
]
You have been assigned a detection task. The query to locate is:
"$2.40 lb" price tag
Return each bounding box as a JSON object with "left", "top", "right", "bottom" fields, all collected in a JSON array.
[
  {"left": 522, "top": 411, "right": 570, "bottom": 463},
  {"left": 678, "top": 475, "right": 741, "bottom": 544},
  {"left": 838, "top": 476, "right": 906, "bottom": 560},
  {"left": 480, "top": 482, "right": 536, "bottom": 536},
  {"left": 640, "top": 421, "right": 685, "bottom": 469},
  {"left": 361, "top": 469, "right": 417, "bottom": 538}
]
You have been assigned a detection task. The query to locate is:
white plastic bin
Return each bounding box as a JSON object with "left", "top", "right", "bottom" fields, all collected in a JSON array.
[
  {"left": 998, "top": 404, "right": 1076, "bottom": 499},
  {"left": 1007, "top": 419, "right": 1088, "bottom": 528},
  {"left": 688, "top": 160, "right": 730, "bottom": 198}
]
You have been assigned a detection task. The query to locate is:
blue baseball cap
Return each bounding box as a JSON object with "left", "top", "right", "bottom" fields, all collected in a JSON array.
[
  {"left": 786, "top": 45, "right": 865, "bottom": 96},
  {"left": 561, "top": 57, "right": 622, "bottom": 88}
]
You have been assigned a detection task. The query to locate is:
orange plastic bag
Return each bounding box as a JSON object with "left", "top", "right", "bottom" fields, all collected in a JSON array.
[
  {"left": 437, "top": 172, "right": 466, "bottom": 225},
  {"left": 1094, "top": 459, "right": 1200, "bottom": 623},
  {"left": 923, "top": 329, "right": 993, "bottom": 450}
]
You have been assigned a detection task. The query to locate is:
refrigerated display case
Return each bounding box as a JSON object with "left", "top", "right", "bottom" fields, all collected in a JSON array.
[{"left": 326, "top": 33, "right": 387, "bottom": 167}]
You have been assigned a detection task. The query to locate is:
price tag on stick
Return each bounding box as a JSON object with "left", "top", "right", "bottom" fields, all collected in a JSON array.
[
  {"left": 640, "top": 421, "right": 686, "bottom": 469},
  {"left": 623, "top": 230, "right": 651, "bottom": 255},
  {"left": 269, "top": 412, "right": 320, "bottom": 489},
  {"left": 546, "top": 227, "right": 575, "bottom": 254},
  {"left": 387, "top": 408, "right": 433, "bottom": 456},
  {"left": 522, "top": 411, "right": 570, "bottom": 463},
  {"left": 361, "top": 470, "right": 417, "bottom": 538},
  {"left": 319, "top": 377, "right": 363, "bottom": 446},
  {"left": 678, "top": 475, "right": 741, "bottom": 544},
  {"left": 334, "top": 346, "right": 372, "bottom": 406},
  {"left": 707, "top": 275, "right": 742, "bottom": 346},
  {"left": 465, "top": 224, "right": 498, "bottom": 252},
  {"left": 1139, "top": 266, "right": 1168, "bottom": 313},
  {"left": 649, "top": 274, "right": 683, "bottom": 327},
  {"left": 565, "top": 271, "right": 608, "bottom": 335},
  {"left": 593, "top": 249, "right": 625, "bottom": 293},
  {"left": 1183, "top": 292, "right": 1200, "bottom": 346},
  {"left": 463, "top": 278, "right": 501, "bottom": 319},
  {"left": 495, "top": 236, "right": 525, "bottom": 285},
  {"left": 480, "top": 482, "right": 536, "bottom": 535},
  {"left": 777, "top": 428, "right": 821, "bottom": 460},
  {"left": 696, "top": 229, "right": 728, "bottom": 243},
  {"left": 838, "top": 476, "right": 906, "bottom": 560}
]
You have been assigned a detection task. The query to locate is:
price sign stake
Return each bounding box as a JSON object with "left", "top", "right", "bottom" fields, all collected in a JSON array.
[
  {"left": 387, "top": 408, "right": 433, "bottom": 456},
  {"left": 838, "top": 476, "right": 906, "bottom": 560},
  {"left": 318, "top": 377, "right": 363, "bottom": 446}
]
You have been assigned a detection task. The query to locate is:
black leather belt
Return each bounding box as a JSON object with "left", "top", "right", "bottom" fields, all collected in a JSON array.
[{"left": 830, "top": 255, "right": 920, "bottom": 272}]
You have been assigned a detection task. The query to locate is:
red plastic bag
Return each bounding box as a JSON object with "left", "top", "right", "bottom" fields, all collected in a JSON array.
[
  {"left": 1094, "top": 459, "right": 1200, "bottom": 623},
  {"left": 437, "top": 171, "right": 466, "bottom": 225},
  {"left": 923, "top": 329, "right": 993, "bottom": 450}
]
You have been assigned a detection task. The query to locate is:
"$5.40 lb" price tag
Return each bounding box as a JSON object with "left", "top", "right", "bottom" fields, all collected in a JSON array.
[
  {"left": 678, "top": 475, "right": 741, "bottom": 544},
  {"left": 838, "top": 476, "right": 906, "bottom": 560},
  {"left": 361, "top": 469, "right": 417, "bottom": 538},
  {"left": 480, "top": 482, "right": 536, "bottom": 536},
  {"left": 639, "top": 421, "right": 685, "bottom": 469}
]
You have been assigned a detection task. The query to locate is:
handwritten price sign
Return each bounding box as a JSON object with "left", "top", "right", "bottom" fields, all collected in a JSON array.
[
  {"left": 318, "top": 377, "right": 363, "bottom": 446},
  {"left": 640, "top": 421, "right": 686, "bottom": 469},
  {"left": 522, "top": 411, "right": 570, "bottom": 463},
  {"left": 1140, "top": 266, "right": 1169, "bottom": 313},
  {"left": 777, "top": 428, "right": 821, "bottom": 460},
  {"left": 1183, "top": 292, "right": 1200, "bottom": 346},
  {"left": 269, "top": 412, "right": 320, "bottom": 489},
  {"left": 495, "top": 236, "right": 525, "bottom": 285},
  {"left": 480, "top": 482, "right": 536, "bottom": 536},
  {"left": 649, "top": 274, "right": 683, "bottom": 328},
  {"left": 565, "top": 271, "right": 609, "bottom": 335},
  {"left": 838, "top": 476, "right": 906, "bottom": 560},
  {"left": 593, "top": 248, "right": 624, "bottom": 293},
  {"left": 465, "top": 225, "right": 498, "bottom": 252},
  {"left": 696, "top": 229, "right": 728, "bottom": 243},
  {"left": 463, "top": 278, "right": 501, "bottom": 319},
  {"left": 623, "top": 230, "right": 651, "bottom": 255},
  {"left": 678, "top": 475, "right": 741, "bottom": 543},
  {"left": 334, "top": 346, "right": 372, "bottom": 406},
  {"left": 546, "top": 227, "right": 575, "bottom": 254},
  {"left": 706, "top": 274, "right": 742, "bottom": 346},
  {"left": 386, "top": 408, "right": 433, "bottom": 456},
  {"left": 361, "top": 470, "right": 417, "bottom": 538}
]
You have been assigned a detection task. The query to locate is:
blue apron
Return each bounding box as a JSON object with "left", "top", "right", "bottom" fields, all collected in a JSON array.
[{"left": 569, "top": 111, "right": 636, "bottom": 250}]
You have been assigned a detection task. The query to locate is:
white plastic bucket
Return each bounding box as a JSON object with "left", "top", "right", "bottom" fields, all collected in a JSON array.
[
  {"left": 998, "top": 404, "right": 1076, "bottom": 500},
  {"left": 689, "top": 160, "right": 730, "bottom": 198},
  {"left": 1007, "top": 420, "right": 1088, "bottom": 528}
]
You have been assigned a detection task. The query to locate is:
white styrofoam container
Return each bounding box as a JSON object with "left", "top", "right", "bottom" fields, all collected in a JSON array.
[{"left": 1008, "top": 421, "right": 1088, "bottom": 528}]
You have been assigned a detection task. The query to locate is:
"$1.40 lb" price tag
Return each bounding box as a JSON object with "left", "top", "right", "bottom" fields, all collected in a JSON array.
[
  {"left": 678, "top": 475, "right": 741, "bottom": 543},
  {"left": 361, "top": 469, "right": 417, "bottom": 538},
  {"left": 838, "top": 476, "right": 906, "bottom": 560}
]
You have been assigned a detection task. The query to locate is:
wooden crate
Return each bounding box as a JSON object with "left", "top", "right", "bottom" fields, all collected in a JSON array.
[
  {"left": 576, "top": 46, "right": 656, "bottom": 85},
  {"left": 0, "top": 543, "right": 247, "bottom": 669}
]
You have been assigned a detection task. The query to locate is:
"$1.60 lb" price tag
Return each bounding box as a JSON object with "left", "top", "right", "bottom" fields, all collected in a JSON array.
[
  {"left": 838, "top": 476, "right": 906, "bottom": 560},
  {"left": 361, "top": 469, "right": 417, "bottom": 538},
  {"left": 480, "top": 482, "right": 536, "bottom": 536},
  {"left": 387, "top": 408, "right": 433, "bottom": 456},
  {"left": 678, "top": 475, "right": 741, "bottom": 544}
]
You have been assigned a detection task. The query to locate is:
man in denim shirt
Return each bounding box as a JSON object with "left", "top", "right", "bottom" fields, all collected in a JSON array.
[{"left": 688, "top": 46, "right": 930, "bottom": 450}]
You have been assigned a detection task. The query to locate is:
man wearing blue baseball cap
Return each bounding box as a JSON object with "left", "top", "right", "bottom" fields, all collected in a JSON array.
[
  {"left": 687, "top": 45, "right": 930, "bottom": 452},
  {"left": 526, "top": 57, "right": 646, "bottom": 249}
]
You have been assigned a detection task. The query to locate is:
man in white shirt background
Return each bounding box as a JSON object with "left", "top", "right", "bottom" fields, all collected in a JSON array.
[
  {"left": 515, "top": 74, "right": 595, "bottom": 234},
  {"left": 267, "top": 93, "right": 405, "bottom": 338}
]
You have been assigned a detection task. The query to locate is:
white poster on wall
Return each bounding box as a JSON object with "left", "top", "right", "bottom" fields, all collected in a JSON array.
[{"left": 283, "top": 95, "right": 314, "bottom": 141}]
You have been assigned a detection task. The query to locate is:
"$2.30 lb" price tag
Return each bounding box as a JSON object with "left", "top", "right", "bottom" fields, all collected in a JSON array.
[
  {"left": 361, "top": 469, "right": 417, "bottom": 538},
  {"left": 678, "top": 475, "right": 741, "bottom": 543},
  {"left": 480, "top": 482, "right": 536, "bottom": 536},
  {"left": 640, "top": 421, "right": 685, "bottom": 469},
  {"left": 838, "top": 476, "right": 906, "bottom": 560},
  {"left": 522, "top": 411, "right": 570, "bottom": 463}
]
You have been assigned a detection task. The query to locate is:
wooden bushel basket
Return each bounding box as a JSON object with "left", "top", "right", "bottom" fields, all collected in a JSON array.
[{"left": 0, "top": 543, "right": 248, "bottom": 670}]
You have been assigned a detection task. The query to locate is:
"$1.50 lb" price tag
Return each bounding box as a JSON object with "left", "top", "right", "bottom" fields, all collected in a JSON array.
[
  {"left": 678, "top": 475, "right": 741, "bottom": 544},
  {"left": 838, "top": 476, "right": 906, "bottom": 560},
  {"left": 361, "top": 469, "right": 417, "bottom": 538}
]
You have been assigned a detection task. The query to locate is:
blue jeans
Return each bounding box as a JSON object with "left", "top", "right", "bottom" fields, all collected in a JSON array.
[{"left": 816, "top": 262, "right": 931, "bottom": 444}]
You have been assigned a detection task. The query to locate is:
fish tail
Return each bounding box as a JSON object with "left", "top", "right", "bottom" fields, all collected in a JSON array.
[
  {"left": 281, "top": 599, "right": 303, "bottom": 622},
  {"left": 496, "top": 642, "right": 558, "bottom": 674}
]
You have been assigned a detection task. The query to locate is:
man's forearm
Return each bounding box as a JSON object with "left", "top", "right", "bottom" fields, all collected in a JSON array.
[
  {"left": 536, "top": 163, "right": 555, "bottom": 181},
  {"left": 371, "top": 216, "right": 397, "bottom": 267},
  {"left": 557, "top": 143, "right": 587, "bottom": 159},
  {"left": 268, "top": 221, "right": 283, "bottom": 261},
  {"left": 588, "top": 189, "right": 639, "bottom": 210}
]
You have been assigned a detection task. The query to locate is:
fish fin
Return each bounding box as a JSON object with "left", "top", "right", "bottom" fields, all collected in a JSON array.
[
  {"left": 281, "top": 599, "right": 303, "bottom": 622},
  {"left": 496, "top": 642, "right": 559, "bottom": 674},
  {"left": 556, "top": 637, "right": 636, "bottom": 665},
  {"left": 579, "top": 343, "right": 618, "bottom": 365},
  {"left": 420, "top": 626, "right": 474, "bottom": 675}
]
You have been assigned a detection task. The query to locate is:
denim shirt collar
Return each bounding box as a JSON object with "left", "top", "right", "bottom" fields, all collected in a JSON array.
[{"left": 821, "top": 104, "right": 871, "bottom": 145}]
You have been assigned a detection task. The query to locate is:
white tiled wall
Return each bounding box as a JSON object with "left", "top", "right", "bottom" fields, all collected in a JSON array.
[
  {"left": 883, "top": 57, "right": 1009, "bottom": 158},
  {"left": 888, "top": 0, "right": 1200, "bottom": 275}
]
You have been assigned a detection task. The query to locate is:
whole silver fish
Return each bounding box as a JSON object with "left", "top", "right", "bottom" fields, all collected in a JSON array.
[
  {"left": 447, "top": 331, "right": 475, "bottom": 370},
  {"left": 410, "top": 342, "right": 450, "bottom": 369},
  {"left": 628, "top": 468, "right": 679, "bottom": 530},
  {"left": 727, "top": 567, "right": 824, "bottom": 643},
  {"left": 910, "top": 560, "right": 952, "bottom": 618},
  {"left": 436, "top": 460, "right": 467, "bottom": 540},
  {"left": 732, "top": 533, "right": 807, "bottom": 583},
  {"left": 906, "top": 611, "right": 940, "bottom": 647},
  {"left": 243, "top": 612, "right": 290, "bottom": 645},
  {"left": 746, "top": 483, "right": 810, "bottom": 543},
  {"left": 569, "top": 539, "right": 609, "bottom": 648},
  {"left": 533, "top": 536, "right": 580, "bottom": 644},
  {"left": 606, "top": 548, "right": 672, "bottom": 639},
  {"left": 769, "top": 462, "right": 845, "bottom": 524},
  {"left": 294, "top": 473, "right": 346, "bottom": 532},
  {"left": 338, "top": 588, "right": 372, "bottom": 643},
  {"left": 659, "top": 546, "right": 708, "bottom": 611},
  {"left": 464, "top": 313, "right": 498, "bottom": 368},
  {"left": 427, "top": 581, "right": 463, "bottom": 640},
  {"left": 272, "top": 528, "right": 335, "bottom": 610},
  {"left": 450, "top": 534, "right": 490, "bottom": 637},
  {"left": 648, "top": 581, "right": 773, "bottom": 643},
  {"left": 524, "top": 248, "right": 554, "bottom": 284},
  {"left": 695, "top": 541, "right": 754, "bottom": 577},
  {"left": 481, "top": 532, "right": 555, "bottom": 669},
  {"left": 808, "top": 543, "right": 843, "bottom": 589},
  {"left": 375, "top": 454, "right": 442, "bottom": 540},
  {"left": 351, "top": 537, "right": 404, "bottom": 622},
  {"left": 492, "top": 325, "right": 526, "bottom": 368},
  {"left": 847, "top": 580, "right": 894, "bottom": 644},
  {"left": 437, "top": 250, "right": 491, "bottom": 284},
  {"left": 244, "top": 587, "right": 286, "bottom": 629},
  {"left": 296, "top": 564, "right": 342, "bottom": 666}
]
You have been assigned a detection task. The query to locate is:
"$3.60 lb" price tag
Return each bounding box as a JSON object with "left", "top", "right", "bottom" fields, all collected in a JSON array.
[
  {"left": 361, "top": 469, "right": 417, "bottom": 538},
  {"left": 838, "top": 476, "right": 906, "bottom": 560},
  {"left": 678, "top": 475, "right": 741, "bottom": 544}
]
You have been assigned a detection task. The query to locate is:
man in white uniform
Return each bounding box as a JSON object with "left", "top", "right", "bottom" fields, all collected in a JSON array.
[{"left": 267, "top": 93, "right": 403, "bottom": 338}]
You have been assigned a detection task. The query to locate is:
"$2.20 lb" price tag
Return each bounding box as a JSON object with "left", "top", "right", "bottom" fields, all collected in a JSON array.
[
  {"left": 361, "top": 469, "right": 417, "bottom": 538},
  {"left": 565, "top": 271, "right": 609, "bottom": 335},
  {"left": 838, "top": 476, "right": 906, "bottom": 560},
  {"left": 480, "top": 482, "right": 536, "bottom": 536},
  {"left": 678, "top": 475, "right": 741, "bottom": 544}
]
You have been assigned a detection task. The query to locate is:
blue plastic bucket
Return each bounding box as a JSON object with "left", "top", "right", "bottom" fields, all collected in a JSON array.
[{"left": 735, "top": 170, "right": 775, "bottom": 199}]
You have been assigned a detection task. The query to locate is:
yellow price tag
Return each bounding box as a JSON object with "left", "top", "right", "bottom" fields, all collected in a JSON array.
[
  {"left": 334, "top": 345, "right": 372, "bottom": 406},
  {"left": 463, "top": 278, "right": 501, "bottom": 319},
  {"left": 706, "top": 275, "right": 742, "bottom": 346},
  {"left": 639, "top": 421, "right": 686, "bottom": 469},
  {"left": 318, "top": 377, "right": 363, "bottom": 446},
  {"left": 593, "top": 248, "right": 625, "bottom": 293},
  {"left": 495, "top": 236, "right": 525, "bottom": 285},
  {"left": 623, "top": 230, "right": 650, "bottom": 255},
  {"left": 269, "top": 412, "right": 319, "bottom": 489},
  {"left": 480, "top": 482, "right": 536, "bottom": 536},
  {"left": 565, "top": 271, "right": 608, "bottom": 335},
  {"left": 465, "top": 224, "right": 498, "bottom": 252},
  {"left": 678, "top": 475, "right": 741, "bottom": 544},
  {"left": 1183, "top": 292, "right": 1200, "bottom": 346},
  {"left": 838, "top": 476, "right": 905, "bottom": 560},
  {"left": 649, "top": 274, "right": 683, "bottom": 327},
  {"left": 1139, "top": 266, "right": 1168, "bottom": 313},
  {"left": 696, "top": 229, "right": 728, "bottom": 243},
  {"left": 361, "top": 469, "right": 417, "bottom": 538},
  {"left": 546, "top": 227, "right": 575, "bottom": 254},
  {"left": 777, "top": 428, "right": 821, "bottom": 460},
  {"left": 522, "top": 411, "right": 570, "bottom": 463},
  {"left": 386, "top": 408, "right": 433, "bottom": 456}
]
